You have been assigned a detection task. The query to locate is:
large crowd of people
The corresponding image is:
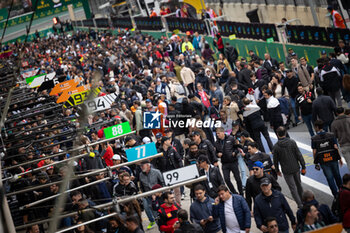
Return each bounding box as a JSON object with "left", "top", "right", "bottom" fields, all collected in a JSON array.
[{"left": 1, "top": 25, "right": 350, "bottom": 233}]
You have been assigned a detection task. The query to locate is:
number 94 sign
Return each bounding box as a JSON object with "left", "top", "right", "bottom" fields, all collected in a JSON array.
[{"left": 163, "top": 164, "right": 199, "bottom": 186}]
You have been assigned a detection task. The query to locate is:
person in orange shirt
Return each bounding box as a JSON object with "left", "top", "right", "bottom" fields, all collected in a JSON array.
[
  {"left": 328, "top": 6, "right": 346, "bottom": 29},
  {"left": 150, "top": 9, "right": 157, "bottom": 17}
]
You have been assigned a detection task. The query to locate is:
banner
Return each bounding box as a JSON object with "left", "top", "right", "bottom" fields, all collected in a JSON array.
[
  {"left": 0, "top": 0, "right": 87, "bottom": 30},
  {"left": 217, "top": 21, "right": 279, "bottom": 42},
  {"left": 134, "top": 17, "right": 163, "bottom": 31},
  {"left": 95, "top": 18, "right": 109, "bottom": 28},
  {"left": 111, "top": 17, "right": 132, "bottom": 29},
  {"left": 166, "top": 17, "right": 206, "bottom": 34}
]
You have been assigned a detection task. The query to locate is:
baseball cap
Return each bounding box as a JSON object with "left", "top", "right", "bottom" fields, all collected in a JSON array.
[
  {"left": 321, "top": 50, "right": 327, "bottom": 55},
  {"left": 152, "top": 184, "right": 163, "bottom": 190},
  {"left": 164, "top": 128, "right": 172, "bottom": 133},
  {"left": 155, "top": 133, "right": 163, "bottom": 139},
  {"left": 190, "top": 131, "right": 200, "bottom": 137},
  {"left": 161, "top": 136, "right": 170, "bottom": 144},
  {"left": 145, "top": 99, "right": 152, "bottom": 103},
  {"left": 260, "top": 177, "right": 271, "bottom": 187},
  {"left": 232, "top": 120, "right": 240, "bottom": 127},
  {"left": 285, "top": 69, "right": 292, "bottom": 73},
  {"left": 142, "top": 137, "right": 151, "bottom": 144},
  {"left": 253, "top": 161, "right": 264, "bottom": 169},
  {"left": 112, "top": 154, "right": 121, "bottom": 160},
  {"left": 124, "top": 136, "right": 133, "bottom": 144},
  {"left": 291, "top": 52, "right": 296, "bottom": 56}
]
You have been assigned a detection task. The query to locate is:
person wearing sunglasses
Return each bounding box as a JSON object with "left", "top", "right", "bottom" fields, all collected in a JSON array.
[
  {"left": 245, "top": 161, "right": 281, "bottom": 213},
  {"left": 265, "top": 217, "right": 279, "bottom": 233}
]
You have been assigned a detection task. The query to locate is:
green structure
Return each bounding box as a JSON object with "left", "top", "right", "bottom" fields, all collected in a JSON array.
[{"left": 0, "top": 0, "right": 91, "bottom": 30}]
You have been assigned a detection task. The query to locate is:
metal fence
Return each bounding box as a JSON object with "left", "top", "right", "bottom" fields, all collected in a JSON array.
[{"left": 206, "top": 0, "right": 328, "bottom": 6}]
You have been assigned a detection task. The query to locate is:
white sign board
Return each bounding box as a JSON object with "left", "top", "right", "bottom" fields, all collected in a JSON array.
[
  {"left": 84, "top": 92, "right": 118, "bottom": 113},
  {"left": 163, "top": 164, "right": 199, "bottom": 186},
  {"left": 29, "top": 72, "right": 56, "bottom": 88}
]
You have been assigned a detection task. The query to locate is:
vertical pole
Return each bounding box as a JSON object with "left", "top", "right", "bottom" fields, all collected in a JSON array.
[{"left": 307, "top": 0, "right": 319, "bottom": 26}]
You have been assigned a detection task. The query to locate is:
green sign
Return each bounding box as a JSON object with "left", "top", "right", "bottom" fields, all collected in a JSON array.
[
  {"left": 26, "top": 73, "right": 46, "bottom": 84},
  {"left": 266, "top": 37, "right": 274, "bottom": 43},
  {"left": 104, "top": 122, "right": 131, "bottom": 139},
  {"left": 0, "top": 8, "right": 8, "bottom": 22},
  {"left": 0, "top": 0, "right": 91, "bottom": 30}
]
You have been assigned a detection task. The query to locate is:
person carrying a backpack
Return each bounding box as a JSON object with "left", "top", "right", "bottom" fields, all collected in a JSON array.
[{"left": 312, "top": 120, "right": 343, "bottom": 197}]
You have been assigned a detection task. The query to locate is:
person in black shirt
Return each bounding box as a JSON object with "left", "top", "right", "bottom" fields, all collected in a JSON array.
[
  {"left": 296, "top": 85, "right": 315, "bottom": 136},
  {"left": 214, "top": 127, "right": 243, "bottom": 195},
  {"left": 282, "top": 69, "right": 300, "bottom": 125}
]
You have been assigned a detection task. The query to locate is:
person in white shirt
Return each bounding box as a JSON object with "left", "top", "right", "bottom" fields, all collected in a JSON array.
[{"left": 213, "top": 185, "right": 251, "bottom": 233}]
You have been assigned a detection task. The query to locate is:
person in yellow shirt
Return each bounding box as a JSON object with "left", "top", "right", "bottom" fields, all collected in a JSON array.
[{"left": 181, "top": 37, "right": 194, "bottom": 53}]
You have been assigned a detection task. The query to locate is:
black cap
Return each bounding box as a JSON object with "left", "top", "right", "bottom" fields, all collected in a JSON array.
[
  {"left": 164, "top": 128, "right": 172, "bottom": 133},
  {"left": 190, "top": 131, "right": 200, "bottom": 137},
  {"left": 161, "top": 136, "right": 170, "bottom": 144},
  {"left": 260, "top": 178, "right": 271, "bottom": 187},
  {"left": 155, "top": 133, "right": 163, "bottom": 139},
  {"left": 124, "top": 136, "right": 133, "bottom": 144},
  {"left": 291, "top": 52, "right": 296, "bottom": 56},
  {"left": 232, "top": 120, "right": 240, "bottom": 126},
  {"left": 285, "top": 69, "right": 292, "bottom": 73}
]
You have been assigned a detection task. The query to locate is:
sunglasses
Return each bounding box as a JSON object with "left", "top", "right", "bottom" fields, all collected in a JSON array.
[{"left": 253, "top": 168, "right": 260, "bottom": 171}]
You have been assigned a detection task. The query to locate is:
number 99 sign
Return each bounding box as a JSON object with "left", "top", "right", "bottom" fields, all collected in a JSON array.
[
  {"left": 103, "top": 122, "right": 131, "bottom": 139},
  {"left": 163, "top": 164, "right": 199, "bottom": 186}
]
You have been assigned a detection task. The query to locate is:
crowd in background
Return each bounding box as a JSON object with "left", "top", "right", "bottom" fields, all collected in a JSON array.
[{"left": 1, "top": 25, "right": 350, "bottom": 233}]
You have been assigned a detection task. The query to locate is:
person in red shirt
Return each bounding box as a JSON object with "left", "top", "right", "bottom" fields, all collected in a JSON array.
[
  {"left": 214, "top": 33, "right": 224, "bottom": 55},
  {"left": 150, "top": 9, "right": 157, "bottom": 17},
  {"left": 102, "top": 142, "right": 114, "bottom": 167},
  {"left": 340, "top": 173, "right": 350, "bottom": 232},
  {"left": 158, "top": 191, "right": 181, "bottom": 233}
]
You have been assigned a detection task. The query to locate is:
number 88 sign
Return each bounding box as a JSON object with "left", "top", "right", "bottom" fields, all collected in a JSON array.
[{"left": 103, "top": 122, "right": 131, "bottom": 139}]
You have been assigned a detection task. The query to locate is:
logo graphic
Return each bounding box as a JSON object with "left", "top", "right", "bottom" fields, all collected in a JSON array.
[{"left": 143, "top": 111, "right": 161, "bottom": 129}]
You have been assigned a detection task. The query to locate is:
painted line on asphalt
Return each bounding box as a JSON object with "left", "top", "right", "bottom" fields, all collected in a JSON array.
[{"left": 269, "top": 132, "right": 333, "bottom": 196}]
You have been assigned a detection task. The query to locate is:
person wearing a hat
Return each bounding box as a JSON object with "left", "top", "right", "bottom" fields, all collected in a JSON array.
[
  {"left": 139, "top": 161, "right": 164, "bottom": 229},
  {"left": 282, "top": 66, "right": 300, "bottom": 125},
  {"left": 286, "top": 48, "right": 297, "bottom": 67},
  {"left": 164, "top": 128, "right": 184, "bottom": 158},
  {"left": 327, "top": 6, "right": 346, "bottom": 29},
  {"left": 245, "top": 161, "right": 281, "bottom": 211},
  {"left": 190, "top": 130, "right": 218, "bottom": 166},
  {"left": 254, "top": 177, "right": 296, "bottom": 233}
]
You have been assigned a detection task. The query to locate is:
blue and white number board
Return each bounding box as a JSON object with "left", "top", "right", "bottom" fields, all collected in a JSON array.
[{"left": 125, "top": 142, "right": 158, "bottom": 162}]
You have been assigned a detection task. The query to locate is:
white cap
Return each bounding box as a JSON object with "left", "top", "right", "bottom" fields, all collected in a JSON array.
[
  {"left": 112, "top": 154, "right": 121, "bottom": 160},
  {"left": 142, "top": 137, "right": 151, "bottom": 144}
]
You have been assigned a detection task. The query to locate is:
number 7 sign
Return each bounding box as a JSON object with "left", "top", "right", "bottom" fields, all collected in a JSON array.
[{"left": 125, "top": 142, "right": 158, "bottom": 162}]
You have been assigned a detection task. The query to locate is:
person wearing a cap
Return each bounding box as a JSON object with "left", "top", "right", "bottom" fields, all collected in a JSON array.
[
  {"left": 191, "top": 131, "right": 218, "bottom": 166},
  {"left": 155, "top": 132, "right": 163, "bottom": 149},
  {"left": 246, "top": 141, "right": 276, "bottom": 177},
  {"left": 245, "top": 161, "right": 281, "bottom": 211},
  {"left": 165, "top": 128, "right": 184, "bottom": 158},
  {"left": 254, "top": 177, "right": 296, "bottom": 233},
  {"left": 282, "top": 67, "right": 300, "bottom": 126},
  {"left": 139, "top": 161, "right": 165, "bottom": 230},
  {"left": 286, "top": 48, "right": 296, "bottom": 67},
  {"left": 327, "top": 6, "right": 346, "bottom": 29}
]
